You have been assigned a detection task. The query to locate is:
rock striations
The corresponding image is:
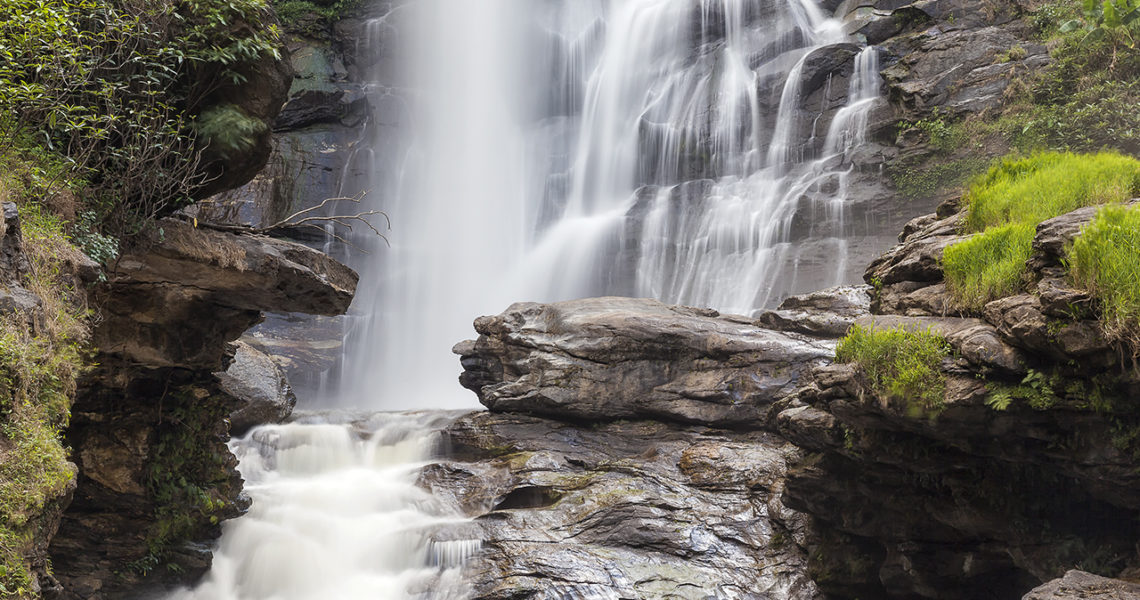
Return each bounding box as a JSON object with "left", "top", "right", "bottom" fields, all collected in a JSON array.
[{"left": 49, "top": 220, "right": 356, "bottom": 599}]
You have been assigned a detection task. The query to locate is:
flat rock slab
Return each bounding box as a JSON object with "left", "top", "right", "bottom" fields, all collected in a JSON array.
[
  {"left": 1023, "top": 570, "right": 1140, "bottom": 600},
  {"left": 454, "top": 297, "right": 833, "bottom": 428}
]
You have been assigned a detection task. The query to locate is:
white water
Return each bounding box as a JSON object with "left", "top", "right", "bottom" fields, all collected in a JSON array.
[
  {"left": 339, "top": 0, "right": 882, "bottom": 410},
  {"left": 165, "top": 411, "right": 477, "bottom": 600}
]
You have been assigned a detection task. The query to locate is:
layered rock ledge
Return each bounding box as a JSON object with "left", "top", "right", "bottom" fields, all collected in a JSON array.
[{"left": 50, "top": 220, "right": 357, "bottom": 598}]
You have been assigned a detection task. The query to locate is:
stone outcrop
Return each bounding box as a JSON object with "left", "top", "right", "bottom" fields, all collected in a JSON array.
[
  {"left": 49, "top": 221, "right": 356, "bottom": 598},
  {"left": 451, "top": 194, "right": 1140, "bottom": 599},
  {"left": 454, "top": 297, "right": 833, "bottom": 428},
  {"left": 778, "top": 200, "right": 1140, "bottom": 599},
  {"left": 428, "top": 412, "right": 820, "bottom": 600},
  {"left": 220, "top": 341, "right": 297, "bottom": 436}
]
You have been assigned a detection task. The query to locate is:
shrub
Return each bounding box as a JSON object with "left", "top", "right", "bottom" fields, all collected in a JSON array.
[
  {"left": 1068, "top": 203, "right": 1140, "bottom": 346},
  {"left": 944, "top": 151, "right": 1140, "bottom": 308},
  {"left": 836, "top": 324, "right": 952, "bottom": 417}
]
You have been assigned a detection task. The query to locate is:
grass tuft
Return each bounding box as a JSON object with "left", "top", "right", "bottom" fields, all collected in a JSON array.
[
  {"left": 836, "top": 324, "right": 952, "bottom": 417},
  {"left": 1068, "top": 204, "right": 1140, "bottom": 347},
  {"left": 944, "top": 151, "right": 1140, "bottom": 309}
]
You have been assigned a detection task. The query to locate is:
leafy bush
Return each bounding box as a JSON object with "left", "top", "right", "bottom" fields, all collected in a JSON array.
[
  {"left": 836, "top": 324, "right": 952, "bottom": 417},
  {"left": 1068, "top": 203, "right": 1140, "bottom": 346},
  {"left": 0, "top": 0, "right": 283, "bottom": 237},
  {"left": 943, "top": 151, "right": 1140, "bottom": 308}
]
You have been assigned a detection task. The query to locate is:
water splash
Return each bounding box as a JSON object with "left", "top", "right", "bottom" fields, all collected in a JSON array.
[{"left": 163, "top": 411, "right": 475, "bottom": 600}]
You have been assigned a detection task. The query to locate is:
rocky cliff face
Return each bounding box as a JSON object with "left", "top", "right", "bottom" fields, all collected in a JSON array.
[
  {"left": 452, "top": 196, "right": 1140, "bottom": 598},
  {"left": 48, "top": 220, "right": 357, "bottom": 598}
]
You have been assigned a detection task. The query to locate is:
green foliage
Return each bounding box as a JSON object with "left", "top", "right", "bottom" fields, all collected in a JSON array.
[
  {"left": 194, "top": 104, "right": 268, "bottom": 160},
  {"left": 836, "top": 325, "right": 953, "bottom": 417},
  {"left": 943, "top": 223, "right": 1037, "bottom": 311},
  {"left": 1060, "top": 0, "right": 1140, "bottom": 51},
  {"left": 273, "top": 0, "right": 364, "bottom": 34},
  {"left": 1068, "top": 203, "right": 1140, "bottom": 346},
  {"left": 943, "top": 152, "right": 1140, "bottom": 309},
  {"left": 985, "top": 370, "right": 1065, "bottom": 412},
  {"left": 998, "top": 1, "right": 1140, "bottom": 155},
  {"left": 0, "top": 0, "right": 283, "bottom": 237}
]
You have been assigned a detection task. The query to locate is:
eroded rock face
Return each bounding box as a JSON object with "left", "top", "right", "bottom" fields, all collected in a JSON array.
[
  {"left": 429, "top": 412, "right": 821, "bottom": 600},
  {"left": 50, "top": 223, "right": 356, "bottom": 598},
  {"left": 776, "top": 199, "right": 1140, "bottom": 599},
  {"left": 454, "top": 297, "right": 833, "bottom": 428}
]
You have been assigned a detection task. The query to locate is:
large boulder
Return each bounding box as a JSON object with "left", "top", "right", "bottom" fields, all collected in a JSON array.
[
  {"left": 454, "top": 297, "right": 833, "bottom": 428},
  {"left": 220, "top": 341, "right": 297, "bottom": 435}
]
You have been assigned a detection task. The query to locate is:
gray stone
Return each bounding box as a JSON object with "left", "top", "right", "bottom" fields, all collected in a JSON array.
[
  {"left": 1023, "top": 570, "right": 1140, "bottom": 600},
  {"left": 455, "top": 297, "right": 833, "bottom": 429},
  {"left": 221, "top": 342, "right": 297, "bottom": 435}
]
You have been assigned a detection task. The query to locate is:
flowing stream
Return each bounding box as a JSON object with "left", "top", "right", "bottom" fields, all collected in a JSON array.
[{"left": 174, "top": 0, "right": 883, "bottom": 598}]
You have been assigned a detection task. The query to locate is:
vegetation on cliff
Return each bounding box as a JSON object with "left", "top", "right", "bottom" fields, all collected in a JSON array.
[
  {"left": 0, "top": 0, "right": 282, "bottom": 241},
  {"left": 1069, "top": 203, "right": 1140, "bottom": 346},
  {"left": 0, "top": 159, "right": 91, "bottom": 597},
  {"left": 835, "top": 324, "right": 952, "bottom": 416},
  {"left": 943, "top": 151, "right": 1140, "bottom": 310}
]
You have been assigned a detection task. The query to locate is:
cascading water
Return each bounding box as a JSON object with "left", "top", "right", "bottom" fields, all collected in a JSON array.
[
  {"left": 343, "top": 0, "right": 884, "bottom": 410},
  {"left": 163, "top": 412, "right": 478, "bottom": 600},
  {"left": 172, "top": 1, "right": 886, "bottom": 598}
]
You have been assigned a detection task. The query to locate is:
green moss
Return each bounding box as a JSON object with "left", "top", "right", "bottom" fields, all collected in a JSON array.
[
  {"left": 1068, "top": 203, "right": 1140, "bottom": 346},
  {"left": 0, "top": 157, "right": 91, "bottom": 596},
  {"left": 835, "top": 324, "right": 952, "bottom": 417},
  {"left": 139, "top": 389, "right": 237, "bottom": 575},
  {"left": 888, "top": 156, "right": 991, "bottom": 200},
  {"left": 943, "top": 151, "right": 1140, "bottom": 309}
]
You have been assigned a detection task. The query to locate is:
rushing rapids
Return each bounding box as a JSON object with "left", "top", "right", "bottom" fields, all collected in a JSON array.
[{"left": 164, "top": 412, "right": 477, "bottom": 600}]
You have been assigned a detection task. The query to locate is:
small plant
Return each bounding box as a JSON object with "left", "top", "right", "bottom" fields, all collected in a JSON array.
[
  {"left": 836, "top": 325, "right": 953, "bottom": 417},
  {"left": 1061, "top": 0, "right": 1140, "bottom": 67}
]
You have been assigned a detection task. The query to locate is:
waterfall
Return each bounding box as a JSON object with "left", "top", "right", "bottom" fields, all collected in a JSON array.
[
  {"left": 163, "top": 412, "right": 476, "bottom": 600},
  {"left": 337, "top": 0, "right": 883, "bottom": 410},
  {"left": 169, "top": 2, "right": 884, "bottom": 598}
]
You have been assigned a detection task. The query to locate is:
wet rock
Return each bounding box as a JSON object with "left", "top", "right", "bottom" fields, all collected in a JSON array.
[
  {"left": 880, "top": 24, "right": 1048, "bottom": 116},
  {"left": 429, "top": 412, "right": 820, "bottom": 600},
  {"left": 756, "top": 285, "right": 872, "bottom": 337},
  {"left": 220, "top": 341, "right": 298, "bottom": 435},
  {"left": 52, "top": 220, "right": 357, "bottom": 597},
  {"left": 455, "top": 297, "right": 833, "bottom": 428},
  {"left": 1023, "top": 570, "right": 1140, "bottom": 600}
]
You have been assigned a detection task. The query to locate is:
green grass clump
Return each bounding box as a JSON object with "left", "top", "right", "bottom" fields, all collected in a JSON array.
[
  {"left": 1068, "top": 204, "right": 1140, "bottom": 346},
  {"left": 944, "top": 151, "right": 1140, "bottom": 309},
  {"left": 943, "top": 223, "right": 1037, "bottom": 311},
  {"left": 836, "top": 324, "right": 952, "bottom": 417},
  {"left": 962, "top": 151, "right": 1140, "bottom": 232}
]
